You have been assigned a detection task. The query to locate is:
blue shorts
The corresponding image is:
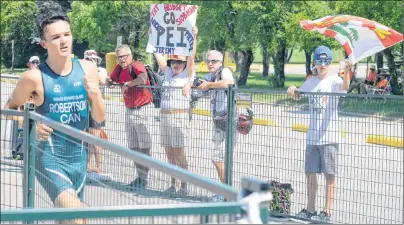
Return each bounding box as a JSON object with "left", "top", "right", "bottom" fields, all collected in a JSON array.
[{"left": 35, "top": 140, "right": 87, "bottom": 203}]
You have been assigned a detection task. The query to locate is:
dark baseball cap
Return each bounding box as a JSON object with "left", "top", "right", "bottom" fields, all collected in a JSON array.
[{"left": 314, "top": 45, "right": 332, "bottom": 61}]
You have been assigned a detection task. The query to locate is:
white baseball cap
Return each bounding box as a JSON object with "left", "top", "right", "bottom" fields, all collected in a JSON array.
[
  {"left": 29, "top": 56, "right": 40, "bottom": 63},
  {"left": 84, "top": 50, "right": 102, "bottom": 64}
]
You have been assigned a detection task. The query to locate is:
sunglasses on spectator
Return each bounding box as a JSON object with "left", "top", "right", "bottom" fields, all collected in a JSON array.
[
  {"left": 206, "top": 59, "right": 221, "bottom": 64},
  {"left": 315, "top": 59, "right": 332, "bottom": 66},
  {"left": 169, "top": 60, "right": 186, "bottom": 65},
  {"left": 31, "top": 61, "right": 39, "bottom": 64},
  {"left": 117, "top": 54, "right": 130, "bottom": 60}
]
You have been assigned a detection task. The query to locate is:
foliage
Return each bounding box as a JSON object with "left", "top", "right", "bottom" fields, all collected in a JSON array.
[
  {"left": 1, "top": 1, "right": 40, "bottom": 68},
  {"left": 285, "top": 1, "right": 340, "bottom": 57},
  {"left": 69, "top": 1, "right": 150, "bottom": 60}
]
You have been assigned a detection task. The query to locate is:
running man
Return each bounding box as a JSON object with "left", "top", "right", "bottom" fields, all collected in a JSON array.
[
  {"left": 4, "top": 15, "right": 105, "bottom": 224},
  {"left": 287, "top": 46, "right": 350, "bottom": 223}
]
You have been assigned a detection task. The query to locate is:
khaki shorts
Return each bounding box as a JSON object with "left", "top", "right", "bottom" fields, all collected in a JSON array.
[
  {"left": 125, "top": 107, "right": 152, "bottom": 149},
  {"left": 160, "top": 112, "right": 189, "bottom": 148},
  {"left": 212, "top": 123, "right": 226, "bottom": 163}
]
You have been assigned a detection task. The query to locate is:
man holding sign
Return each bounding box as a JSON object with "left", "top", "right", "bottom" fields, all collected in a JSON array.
[{"left": 147, "top": 3, "right": 198, "bottom": 56}]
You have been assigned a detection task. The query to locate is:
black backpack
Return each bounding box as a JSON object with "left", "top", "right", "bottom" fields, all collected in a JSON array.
[{"left": 116, "top": 63, "right": 164, "bottom": 108}]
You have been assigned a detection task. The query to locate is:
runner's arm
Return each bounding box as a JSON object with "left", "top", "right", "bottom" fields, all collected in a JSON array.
[
  {"left": 4, "top": 71, "right": 37, "bottom": 110},
  {"left": 83, "top": 61, "right": 106, "bottom": 123}
]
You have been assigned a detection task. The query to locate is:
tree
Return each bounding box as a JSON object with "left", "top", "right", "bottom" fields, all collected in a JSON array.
[
  {"left": 285, "top": 1, "right": 339, "bottom": 76},
  {"left": 1, "top": 1, "right": 40, "bottom": 68},
  {"left": 69, "top": 1, "right": 150, "bottom": 60}
]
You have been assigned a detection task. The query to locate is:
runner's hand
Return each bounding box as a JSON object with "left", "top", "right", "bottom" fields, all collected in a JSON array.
[
  {"left": 36, "top": 122, "right": 53, "bottom": 141},
  {"left": 84, "top": 75, "right": 101, "bottom": 100}
]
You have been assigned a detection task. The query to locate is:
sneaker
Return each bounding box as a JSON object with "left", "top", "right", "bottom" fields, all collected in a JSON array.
[
  {"left": 211, "top": 194, "right": 224, "bottom": 202},
  {"left": 163, "top": 186, "right": 177, "bottom": 196},
  {"left": 311, "top": 211, "right": 330, "bottom": 223},
  {"left": 176, "top": 187, "right": 188, "bottom": 196},
  {"left": 129, "top": 177, "right": 147, "bottom": 190},
  {"left": 296, "top": 209, "right": 317, "bottom": 220}
]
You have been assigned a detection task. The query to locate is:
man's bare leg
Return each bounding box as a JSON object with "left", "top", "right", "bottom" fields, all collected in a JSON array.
[
  {"left": 171, "top": 147, "right": 188, "bottom": 189},
  {"left": 164, "top": 147, "right": 176, "bottom": 188},
  {"left": 86, "top": 145, "right": 95, "bottom": 173},
  {"left": 306, "top": 173, "right": 318, "bottom": 213},
  {"left": 133, "top": 148, "right": 151, "bottom": 180},
  {"left": 55, "top": 189, "right": 86, "bottom": 224},
  {"left": 88, "top": 128, "right": 101, "bottom": 173},
  {"left": 324, "top": 174, "right": 336, "bottom": 215},
  {"left": 212, "top": 161, "right": 225, "bottom": 184},
  {"left": 94, "top": 145, "right": 103, "bottom": 173}
]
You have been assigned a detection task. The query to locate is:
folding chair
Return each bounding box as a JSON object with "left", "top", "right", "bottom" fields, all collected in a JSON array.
[{"left": 369, "top": 75, "right": 391, "bottom": 95}]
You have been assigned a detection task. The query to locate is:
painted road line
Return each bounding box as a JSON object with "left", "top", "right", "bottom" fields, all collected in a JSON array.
[
  {"left": 291, "top": 124, "right": 346, "bottom": 138},
  {"left": 191, "top": 109, "right": 277, "bottom": 127},
  {"left": 366, "top": 135, "right": 404, "bottom": 148}
]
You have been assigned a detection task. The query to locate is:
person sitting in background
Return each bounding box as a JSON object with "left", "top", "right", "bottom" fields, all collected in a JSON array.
[
  {"left": 27, "top": 56, "right": 40, "bottom": 70},
  {"left": 349, "top": 71, "right": 389, "bottom": 94},
  {"left": 364, "top": 65, "right": 377, "bottom": 85}
]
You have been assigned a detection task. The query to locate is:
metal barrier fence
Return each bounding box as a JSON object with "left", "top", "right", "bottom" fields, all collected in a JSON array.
[
  {"left": 1, "top": 107, "right": 274, "bottom": 224},
  {"left": 1, "top": 75, "right": 403, "bottom": 224}
]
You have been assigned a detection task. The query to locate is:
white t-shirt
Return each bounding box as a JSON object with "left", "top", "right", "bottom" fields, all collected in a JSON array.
[
  {"left": 203, "top": 67, "right": 235, "bottom": 113},
  {"left": 97, "top": 67, "right": 108, "bottom": 95},
  {"left": 160, "top": 67, "right": 195, "bottom": 110},
  {"left": 97, "top": 67, "right": 108, "bottom": 85},
  {"left": 298, "top": 75, "right": 346, "bottom": 145}
]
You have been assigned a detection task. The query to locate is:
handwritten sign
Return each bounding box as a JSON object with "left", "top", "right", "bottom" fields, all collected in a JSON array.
[{"left": 146, "top": 4, "right": 198, "bottom": 56}]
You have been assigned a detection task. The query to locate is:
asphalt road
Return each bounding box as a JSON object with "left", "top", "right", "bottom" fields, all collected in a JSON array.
[{"left": 1, "top": 76, "right": 402, "bottom": 224}]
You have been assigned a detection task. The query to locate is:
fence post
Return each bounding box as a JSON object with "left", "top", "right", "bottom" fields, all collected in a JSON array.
[
  {"left": 224, "top": 84, "right": 236, "bottom": 186},
  {"left": 240, "top": 177, "right": 270, "bottom": 224},
  {"left": 22, "top": 103, "right": 36, "bottom": 210}
]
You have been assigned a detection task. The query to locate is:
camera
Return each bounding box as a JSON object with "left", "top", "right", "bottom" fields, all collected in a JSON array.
[{"left": 193, "top": 77, "right": 203, "bottom": 87}]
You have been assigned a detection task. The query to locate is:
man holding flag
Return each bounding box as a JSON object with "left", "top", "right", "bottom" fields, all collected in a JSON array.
[{"left": 288, "top": 45, "right": 351, "bottom": 223}]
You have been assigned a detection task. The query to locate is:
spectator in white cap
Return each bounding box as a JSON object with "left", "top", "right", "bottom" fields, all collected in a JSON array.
[
  {"left": 84, "top": 49, "right": 108, "bottom": 177},
  {"left": 27, "top": 56, "right": 40, "bottom": 70}
]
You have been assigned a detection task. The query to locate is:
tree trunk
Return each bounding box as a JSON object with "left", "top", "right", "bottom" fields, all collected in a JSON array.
[
  {"left": 237, "top": 49, "right": 254, "bottom": 86},
  {"left": 383, "top": 48, "right": 401, "bottom": 94},
  {"left": 304, "top": 49, "right": 313, "bottom": 75},
  {"left": 286, "top": 48, "right": 293, "bottom": 63},
  {"left": 272, "top": 39, "right": 286, "bottom": 87},
  {"left": 262, "top": 45, "right": 269, "bottom": 77},
  {"left": 376, "top": 52, "right": 384, "bottom": 70},
  {"left": 233, "top": 51, "right": 242, "bottom": 72}
]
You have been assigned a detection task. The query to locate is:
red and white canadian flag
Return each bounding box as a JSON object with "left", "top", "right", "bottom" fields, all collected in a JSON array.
[{"left": 300, "top": 15, "right": 403, "bottom": 64}]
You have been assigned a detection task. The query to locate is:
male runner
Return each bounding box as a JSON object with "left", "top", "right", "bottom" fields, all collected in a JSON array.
[{"left": 4, "top": 15, "right": 105, "bottom": 224}]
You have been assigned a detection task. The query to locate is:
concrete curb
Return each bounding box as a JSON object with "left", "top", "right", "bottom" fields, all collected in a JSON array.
[
  {"left": 366, "top": 135, "right": 404, "bottom": 148},
  {"left": 291, "top": 124, "right": 347, "bottom": 138}
]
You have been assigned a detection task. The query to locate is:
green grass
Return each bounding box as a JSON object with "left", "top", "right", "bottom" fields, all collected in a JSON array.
[
  {"left": 339, "top": 98, "right": 403, "bottom": 118},
  {"left": 1, "top": 67, "right": 25, "bottom": 75}
]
